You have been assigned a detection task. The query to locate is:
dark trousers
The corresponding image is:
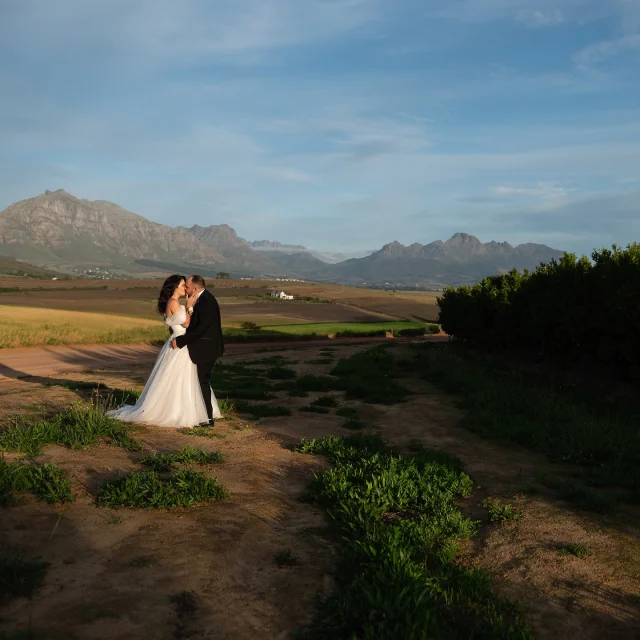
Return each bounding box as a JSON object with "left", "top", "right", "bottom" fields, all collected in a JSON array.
[{"left": 196, "top": 360, "right": 216, "bottom": 421}]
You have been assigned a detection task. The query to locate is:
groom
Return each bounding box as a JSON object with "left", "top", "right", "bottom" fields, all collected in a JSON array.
[{"left": 171, "top": 275, "right": 224, "bottom": 426}]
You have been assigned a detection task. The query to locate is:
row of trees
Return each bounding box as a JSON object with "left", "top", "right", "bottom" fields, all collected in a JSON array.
[{"left": 437, "top": 243, "right": 640, "bottom": 378}]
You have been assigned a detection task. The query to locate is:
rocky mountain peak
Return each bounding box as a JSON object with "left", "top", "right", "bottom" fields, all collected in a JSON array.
[{"left": 445, "top": 232, "right": 481, "bottom": 248}]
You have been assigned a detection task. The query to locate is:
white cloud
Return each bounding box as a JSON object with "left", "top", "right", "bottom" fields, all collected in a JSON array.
[
  {"left": 515, "top": 8, "right": 565, "bottom": 27},
  {"left": 491, "top": 182, "right": 569, "bottom": 199},
  {"left": 261, "top": 167, "right": 316, "bottom": 183},
  {"left": 0, "top": 0, "right": 381, "bottom": 64},
  {"left": 309, "top": 114, "right": 431, "bottom": 164},
  {"left": 573, "top": 33, "right": 640, "bottom": 66}
]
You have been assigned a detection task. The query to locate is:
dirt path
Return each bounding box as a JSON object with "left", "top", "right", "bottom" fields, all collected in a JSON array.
[{"left": 0, "top": 334, "right": 449, "bottom": 378}]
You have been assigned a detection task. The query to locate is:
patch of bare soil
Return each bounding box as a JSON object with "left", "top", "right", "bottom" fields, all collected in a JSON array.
[
  {"left": 0, "top": 349, "right": 342, "bottom": 640},
  {"left": 2, "top": 343, "right": 639, "bottom": 639}
]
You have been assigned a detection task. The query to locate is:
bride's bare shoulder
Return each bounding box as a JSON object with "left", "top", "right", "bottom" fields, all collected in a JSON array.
[{"left": 166, "top": 298, "right": 181, "bottom": 316}]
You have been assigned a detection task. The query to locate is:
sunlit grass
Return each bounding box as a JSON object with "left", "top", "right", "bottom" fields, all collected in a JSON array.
[{"left": 0, "top": 305, "right": 167, "bottom": 348}]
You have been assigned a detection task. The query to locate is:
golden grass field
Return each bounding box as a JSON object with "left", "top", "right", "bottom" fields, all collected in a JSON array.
[{"left": 0, "top": 306, "right": 168, "bottom": 348}]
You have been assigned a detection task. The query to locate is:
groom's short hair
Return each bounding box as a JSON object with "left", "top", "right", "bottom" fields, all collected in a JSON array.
[{"left": 190, "top": 275, "right": 206, "bottom": 289}]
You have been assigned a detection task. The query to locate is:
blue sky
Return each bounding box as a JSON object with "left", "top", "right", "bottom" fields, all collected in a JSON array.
[{"left": 0, "top": 0, "right": 638, "bottom": 255}]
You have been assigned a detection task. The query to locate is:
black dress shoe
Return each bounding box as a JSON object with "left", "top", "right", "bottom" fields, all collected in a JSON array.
[{"left": 197, "top": 420, "right": 214, "bottom": 428}]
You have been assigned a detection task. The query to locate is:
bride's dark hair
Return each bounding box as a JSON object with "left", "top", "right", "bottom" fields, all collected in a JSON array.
[{"left": 157, "top": 274, "right": 185, "bottom": 315}]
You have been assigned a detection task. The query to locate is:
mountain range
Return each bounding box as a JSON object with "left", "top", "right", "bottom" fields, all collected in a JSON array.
[
  {"left": 0, "top": 190, "right": 565, "bottom": 287},
  {"left": 245, "top": 240, "right": 369, "bottom": 264}
]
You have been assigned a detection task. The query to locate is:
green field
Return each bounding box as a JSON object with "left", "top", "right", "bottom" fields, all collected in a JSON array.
[{"left": 250, "top": 321, "right": 439, "bottom": 337}]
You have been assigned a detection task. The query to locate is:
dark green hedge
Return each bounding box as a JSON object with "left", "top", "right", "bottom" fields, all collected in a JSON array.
[{"left": 437, "top": 244, "right": 640, "bottom": 378}]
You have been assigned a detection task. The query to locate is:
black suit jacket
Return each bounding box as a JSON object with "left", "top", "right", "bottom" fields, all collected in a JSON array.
[{"left": 175, "top": 289, "right": 224, "bottom": 364}]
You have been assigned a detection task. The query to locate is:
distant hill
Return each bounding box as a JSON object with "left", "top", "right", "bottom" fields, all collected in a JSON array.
[
  {"left": 0, "top": 256, "right": 70, "bottom": 280},
  {"left": 247, "top": 239, "right": 372, "bottom": 264},
  {"left": 0, "top": 191, "right": 565, "bottom": 286},
  {"left": 319, "top": 233, "right": 565, "bottom": 287},
  {"left": 0, "top": 190, "right": 226, "bottom": 276}
]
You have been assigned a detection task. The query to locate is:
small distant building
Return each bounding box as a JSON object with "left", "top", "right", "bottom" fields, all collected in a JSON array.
[{"left": 270, "top": 290, "right": 294, "bottom": 300}]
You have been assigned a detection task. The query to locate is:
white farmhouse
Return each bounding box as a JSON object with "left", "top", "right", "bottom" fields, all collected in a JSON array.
[{"left": 270, "top": 290, "right": 294, "bottom": 300}]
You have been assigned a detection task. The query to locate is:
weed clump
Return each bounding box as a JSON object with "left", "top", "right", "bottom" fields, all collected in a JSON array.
[
  {"left": 0, "top": 459, "right": 75, "bottom": 505},
  {"left": 295, "top": 434, "right": 531, "bottom": 638},
  {"left": 0, "top": 399, "right": 142, "bottom": 457},
  {"left": 98, "top": 469, "right": 229, "bottom": 509},
  {"left": 139, "top": 446, "right": 223, "bottom": 472}
]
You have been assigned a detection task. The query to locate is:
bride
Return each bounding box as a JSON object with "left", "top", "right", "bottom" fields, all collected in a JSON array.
[{"left": 107, "top": 274, "right": 222, "bottom": 428}]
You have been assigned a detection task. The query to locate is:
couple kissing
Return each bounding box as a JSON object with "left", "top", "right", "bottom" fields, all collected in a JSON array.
[{"left": 108, "top": 274, "right": 224, "bottom": 429}]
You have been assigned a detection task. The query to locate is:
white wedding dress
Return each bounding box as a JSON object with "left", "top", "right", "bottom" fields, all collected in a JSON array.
[{"left": 107, "top": 305, "right": 221, "bottom": 428}]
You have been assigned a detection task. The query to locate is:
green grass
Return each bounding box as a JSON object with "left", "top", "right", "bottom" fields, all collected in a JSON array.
[
  {"left": 97, "top": 469, "right": 229, "bottom": 509},
  {"left": 139, "top": 446, "right": 224, "bottom": 472},
  {"left": 235, "top": 402, "right": 291, "bottom": 420},
  {"left": 267, "top": 366, "right": 297, "bottom": 380},
  {"left": 181, "top": 428, "right": 226, "bottom": 439},
  {"left": 273, "top": 549, "right": 298, "bottom": 566},
  {"left": 280, "top": 375, "right": 342, "bottom": 397},
  {"left": 107, "top": 515, "right": 126, "bottom": 525},
  {"left": 261, "top": 321, "right": 439, "bottom": 337},
  {"left": 0, "top": 399, "right": 142, "bottom": 458},
  {"left": 540, "top": 476, "right": 616, "bottom": 514},
  {"left": 108, "top": 388, "right": 142, "bottom": 406},
  {"left": 0, "top": 554, "right": 49, "bottom": 601},
  {"left": 212, "top": 363, "right": 273, "bottom": 401},
  {"left": 410, "top": 344, "right": 640, "bottom": 502},
  {"left": 294, "top": 434, "right": 531, "bottom": 639},
  {"left": 335, "top": 407, "right": 365, "bottom": 430},
  {"left": 298, "top": 395, "right": 339, "bottom": 414},
  {"left": 516, "top": 483, "right": 539, "bottom": 496},
  {"left": 558, "top": 543, "right": 590, "bottom": 558},
  {"left": 217, "top": 398, "right": 236, "bottom": 415},
  {"left": 243, "top": 355, "right": 298, "bottom": 365},
  {"left": 331, "top": 346, "right": 410, "bottom": 404},
  {"left": 483, "top": 498, "right": 522, "bottom": 523},
  {"left": 0, "top": 458, "right": 75, "bottom": 505}
]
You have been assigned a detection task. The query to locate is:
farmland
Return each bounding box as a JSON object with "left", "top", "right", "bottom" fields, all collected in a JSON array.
[
  {"left": 0, "top": 278, "right": 441, "bottom": 348},
  {"left": 0, "top": 277, "right": 440, "bottom": 322}
]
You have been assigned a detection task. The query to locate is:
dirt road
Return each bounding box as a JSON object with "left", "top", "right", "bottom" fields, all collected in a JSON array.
[{"left": 0, "top": 334, "right": 450, "bottom": 378}]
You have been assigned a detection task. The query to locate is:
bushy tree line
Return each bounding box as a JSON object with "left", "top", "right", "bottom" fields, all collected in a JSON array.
[{"left": 437, "top": 243, "right": 640, "bottom": 378}]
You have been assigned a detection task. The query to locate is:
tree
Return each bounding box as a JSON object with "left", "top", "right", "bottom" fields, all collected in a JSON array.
[{"left": 216, "top": 271, "right": 230, "bottom": 279}]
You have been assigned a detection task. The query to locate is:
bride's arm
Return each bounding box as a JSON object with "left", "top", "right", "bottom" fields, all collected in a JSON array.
[{"left": 181, "top": 313, "right": 191, "bottom": 328}]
